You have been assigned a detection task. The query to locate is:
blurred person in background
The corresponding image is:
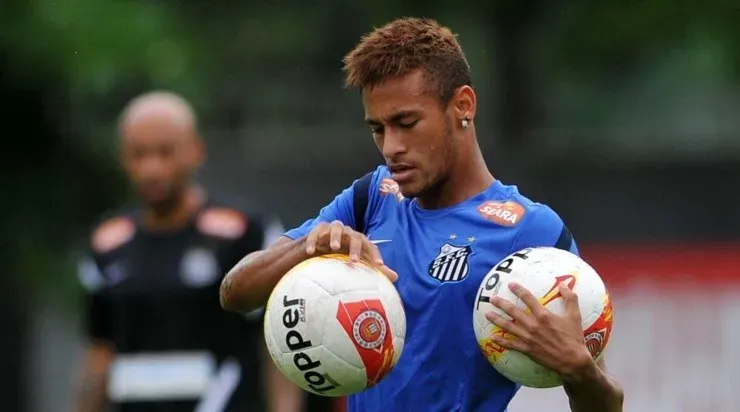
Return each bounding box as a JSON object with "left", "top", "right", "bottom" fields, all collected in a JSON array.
[{"left": 73, "top": 91, "right": 303, "bottom": 412}]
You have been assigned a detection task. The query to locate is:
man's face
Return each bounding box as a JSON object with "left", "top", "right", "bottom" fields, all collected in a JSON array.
[
  {"left": 120, "top": 111, "right": 199, "bottom": 210},
  {"left": 363, "top": 70, "right": 458, "bottom": 198}
]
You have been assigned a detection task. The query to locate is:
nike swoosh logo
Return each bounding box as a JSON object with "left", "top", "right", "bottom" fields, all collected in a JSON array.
[{"left": 370, "top": 239, "right": 393, "bottom": 244}]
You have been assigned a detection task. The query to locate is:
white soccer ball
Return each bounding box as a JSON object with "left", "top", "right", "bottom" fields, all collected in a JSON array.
[
  {"left": 472, "top": 247, "right": 614, "bottom": 388},
  {"left": 264, "top": 254, "right": 406, "bottom": 397}
]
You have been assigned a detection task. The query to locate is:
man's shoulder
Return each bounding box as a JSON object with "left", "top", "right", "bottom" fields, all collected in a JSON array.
[
  {"left": 480, "top": 181, "right": 572, "bottom": 253},
  {"left": 88, "top": 205, "right": 138, "bottom": 255},
  {"left": 197, "top": 196, "right": 265, "bottom": 241},
  {"left": 205, "top": 195, "right": 269, "bottom": 220},
  {"left": 476, "top": 181, "right": 563, "bottom": 231}
]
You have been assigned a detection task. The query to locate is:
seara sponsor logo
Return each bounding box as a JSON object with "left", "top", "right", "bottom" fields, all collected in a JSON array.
[{"left": 477, "top": 201, "right": 526, "bottom": 227}]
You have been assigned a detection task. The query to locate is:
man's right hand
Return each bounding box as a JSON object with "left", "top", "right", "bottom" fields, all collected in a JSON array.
[{"left": 304, "top": 220, "right": 398, "bottom": 282}]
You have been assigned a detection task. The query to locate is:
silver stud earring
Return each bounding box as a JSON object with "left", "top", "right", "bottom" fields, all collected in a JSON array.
[{"left": 461, "top": 118, "right": 470, "bottom": 128}]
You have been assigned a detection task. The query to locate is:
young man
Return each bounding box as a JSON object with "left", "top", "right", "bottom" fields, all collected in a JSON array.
[
  {"left": 74, "top": 91, "right": 303, "bottom": 412},
  {"left": 220, "top": 18, "right": 624, "bottom": 412}
]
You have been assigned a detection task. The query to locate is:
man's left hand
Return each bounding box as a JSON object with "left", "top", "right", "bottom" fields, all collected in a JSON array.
[{"left": 485, "top": 282, "right": 593, "bottom": 380}]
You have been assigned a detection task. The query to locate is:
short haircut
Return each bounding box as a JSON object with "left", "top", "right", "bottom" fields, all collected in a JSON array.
[
  {"left": 119, "top": 91, "right": 196, "bottom": 133},
  {"left": 343, "top": 17, "right": 472, "bottom": 104}
]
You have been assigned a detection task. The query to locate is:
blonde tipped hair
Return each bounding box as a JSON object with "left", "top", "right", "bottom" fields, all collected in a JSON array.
[{"left": 343, "top": 18, "right": 472, "bottom": 103}]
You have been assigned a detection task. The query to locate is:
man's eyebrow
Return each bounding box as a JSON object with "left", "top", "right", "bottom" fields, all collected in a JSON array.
[{"left": 365, "top": 110, "right": 420, "bottom": 125}]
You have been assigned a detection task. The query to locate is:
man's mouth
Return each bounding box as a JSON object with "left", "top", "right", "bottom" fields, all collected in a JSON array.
[{"left": 389, "top": 164, "right": 416, "bottom": 183}]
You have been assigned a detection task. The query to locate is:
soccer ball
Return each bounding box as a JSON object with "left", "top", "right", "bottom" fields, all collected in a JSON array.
[
  {"left": 472, "top": 247, "right": 613, "bottom": 388},
  {"left": 263, "top": 254, "right": 406, "bottom": 397}
]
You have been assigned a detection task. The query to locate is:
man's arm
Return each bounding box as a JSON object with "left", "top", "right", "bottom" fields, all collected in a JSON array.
[
  {"left": 220, "top": 223, "right": 395, "bottom": 313},
  {"left": 74, "top": 341, "right": 114, "bottom": 412},
  {"left": 220, "top": 236, "right": 311, "bottom": 312},
  {"left": 75, "top": 250, "right": 117, "bottom": 412},
  {"left": 563, "top": 357, "right": 624, "bottom": 412},
  {"left": 505, "top": 205, "right": 624, "bottom": 411},
  {"left": 220, "top": 173, "right": 375, "bottom": 313}
]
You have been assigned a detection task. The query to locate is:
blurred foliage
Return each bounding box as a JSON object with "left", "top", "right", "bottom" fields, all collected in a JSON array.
[
  {"left": 4, "top": 1, "right": 740, "bottom": 305},
  {"left": 547, "top": 1, "right": 740, "bottom": 80},
  {"left": 2, "top": 0, "right": 204, "bottom": 94}
]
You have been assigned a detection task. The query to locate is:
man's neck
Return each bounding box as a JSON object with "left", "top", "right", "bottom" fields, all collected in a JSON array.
[
  {"left": 142, "top": 186, "right": 205, "bottom": 231},
  {"left": 418, "top": 147, "right": 494, "bottom": 210}
]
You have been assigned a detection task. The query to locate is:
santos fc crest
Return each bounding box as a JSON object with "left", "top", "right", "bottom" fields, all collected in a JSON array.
[{"left": 428, "top": 243, "right": 472, "bottom": 283}]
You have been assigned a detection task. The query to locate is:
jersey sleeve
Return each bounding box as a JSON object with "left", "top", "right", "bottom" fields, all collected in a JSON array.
[
  {"left": 283, "top": 169, "right": 378, "bottom": 240},
  {"left": 77, "top": 251, "right": 113, "bottom": 342},
  {"left": 76, "top": 213, "right": 137, "bottom": 344},
  {"left": 509, "top": 205, "right": 579, "bottom": 256}
]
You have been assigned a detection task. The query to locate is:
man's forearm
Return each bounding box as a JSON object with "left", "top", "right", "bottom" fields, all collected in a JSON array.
[
  {"left": 220, "top": 236, "right": 309, "bottom": 312},
  {"left": 75, "top": 369, "right": 107, "bottom": 412},
  {"left": 563, "top": 358, "right": 624, "bottom": 412},
  {"left": 75, "top": 342, "right": 113, "bottom": 412}
]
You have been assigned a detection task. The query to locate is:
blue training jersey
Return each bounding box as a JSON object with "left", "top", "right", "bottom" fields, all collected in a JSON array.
[{"left": 284, "top": 166, "right": 579, "bottom": 412}]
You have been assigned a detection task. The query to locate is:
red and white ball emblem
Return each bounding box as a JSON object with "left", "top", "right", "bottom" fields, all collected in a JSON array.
[{"left": 352, "top": 310, "right": 387, "bottom": 350}]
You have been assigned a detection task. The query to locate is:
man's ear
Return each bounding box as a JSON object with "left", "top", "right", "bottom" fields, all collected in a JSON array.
[{"left": 452, "top": 85, "right": 476, "bottom": 125}]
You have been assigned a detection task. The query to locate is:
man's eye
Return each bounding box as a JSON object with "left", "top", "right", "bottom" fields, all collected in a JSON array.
[
  {"left": 371, "top": 127, "right": 383, "bottom": 135},
  {"left": 399, "top": 120, "right": 419, "bottom": 129}
]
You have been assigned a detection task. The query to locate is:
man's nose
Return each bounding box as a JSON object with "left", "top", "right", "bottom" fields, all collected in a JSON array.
[{"left": 381, "top": 128, "right": 408, "bottom": 159}]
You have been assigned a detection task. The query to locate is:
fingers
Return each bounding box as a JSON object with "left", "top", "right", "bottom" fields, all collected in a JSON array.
[
  {"left": 328, "top": 220, "right": 345, "bottom": 251},
  {"left": 488, "top": 331, "right": 529, "bottom": 353},
  {"left": 377, "top": 265, "right": 399, "bottom": 282},
  {"left": 485, "top": 310, "right": 530, "bottom": 341},
  {"left": 358, "top": 236, "right": 398, "bottom": 282},
  {"left": 559, "top": 283, "right": 581, "bottom": 315},
  {"left": 347, "top": 230, "right": 363, "bottom": 262},
  {"left": 303, "top": 221, "right": 398, "bottom": 282},
  {"left": 305, "top": 221, "right": 349, "bottom": 255},
  {"left": 304, "top": 222, "right": 326, "bottom": 255},
  {"left": 361, "top": 239, "right": 384, "bottom": 266},
  {"left": 489, "top": 295, "right": 534, "bottom": 327},
  {"left": 509, "top": 282, "right": 546, "bottom": 317}
]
